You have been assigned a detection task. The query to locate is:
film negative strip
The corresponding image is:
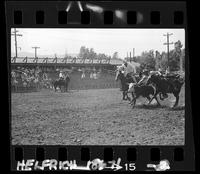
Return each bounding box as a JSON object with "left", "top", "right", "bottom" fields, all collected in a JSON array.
[{"left": 5, "top": 0, "right": 195, "bottom": 172}]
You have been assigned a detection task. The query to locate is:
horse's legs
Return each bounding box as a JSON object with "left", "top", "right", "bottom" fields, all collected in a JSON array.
[
  {"left": 126, "top": 92, "right": 131, "bottom": 101},
  {"left": 129, "top": 93, "right": 134, "bottom": 104},
  {"left": 146, "top": 96, "right": 151, "bottom": 104},
  {"left": 173, "top": 93, "right": 179, "bottom": 107},
  {"left": 132, "top": 98, "right": 136, "bottom": 108},
  {"left": 54, "top": 84, "right": 57, "bottom": 92},
  {"left": 65, "top": 83, "right": 68, "bottom": 92},
  {"left": 60, "top": 85, "right": 63, "bottom": 92},
  {"left": 148, "top": 92, "right": 161, "bottom": 106},
  {"left": 154, "top": 95, "right": 161, "bottom": 106},
  {"left": 122, "top": 91, "right": 126, "bottom": 100},
  {"left": 148, "top": 95, "right": 155, "bottom": 104}
]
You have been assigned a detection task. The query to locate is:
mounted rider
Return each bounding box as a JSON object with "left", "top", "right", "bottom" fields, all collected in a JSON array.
[
  {"left": 148, "top": 68, "right": 169, "bottom": 99},
  {"left": 137, "top": 69, "right": 149, "bottom": 86},
  {"left": 59, "top": 70, "right": 65, "bottom": 80},
  {"left": 122, "top": 60, "right": 137, "bottom": 83}
]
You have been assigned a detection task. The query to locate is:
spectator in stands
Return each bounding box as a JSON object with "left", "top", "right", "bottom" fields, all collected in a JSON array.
[
  {"left": 81, "top": 72, "right": 85, "bottom": 79},
  {"left": 81, "top": 68, "right": 86, "bottom": 79},
  {"left": 93, "top": 71, "right": 97, "bottom": 79},
  {"left": 43, "top": 72, "right": 48, "bottom": 80},
  {"left": 97, "top": 71, "right": 101, "bottom": 79},
  {"left": 90, "top": 71, "right": 93, "bottom": 79},
  {"left": 11, "top": 70, "right": 16, "bottom": 79}
]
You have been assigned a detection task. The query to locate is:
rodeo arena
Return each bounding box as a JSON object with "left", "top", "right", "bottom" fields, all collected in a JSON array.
[{"left": 11, "top": 32, "right": 185, "bottom": 146}]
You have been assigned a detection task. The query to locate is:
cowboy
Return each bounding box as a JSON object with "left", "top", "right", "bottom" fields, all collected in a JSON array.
[
  {"left": 137, "top": 69, "right": 149, "bottom": 86},
  {"left": 59, "top": 70, "right": 64, "bottom": 80},
  {"left": 90, "top": 71, "right": 93, "bottom": 79},
  {"left": 149, "top": 70, "right": 168, "bottom": 99},
  {"left": 81, "top": 68, "right": 86, "bottom": 79},
  {"left": 122, "top": 60, "right": 137, "bottom": 83}
]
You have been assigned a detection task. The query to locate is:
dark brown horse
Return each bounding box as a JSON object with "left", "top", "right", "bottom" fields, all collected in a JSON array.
[
  {"left": 115, "top": 70, "right": 138, "bottom": 101},
  {"left": 146, "top": 73, "right": 184, "bottom": 107},
  {"left": 53, "top": 76, "right": 70, "bottom": 92}
]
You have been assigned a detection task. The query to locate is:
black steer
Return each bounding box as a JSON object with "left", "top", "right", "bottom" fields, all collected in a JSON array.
[{"left": 128, "top": 83, "right": 159, "bottom": 108}]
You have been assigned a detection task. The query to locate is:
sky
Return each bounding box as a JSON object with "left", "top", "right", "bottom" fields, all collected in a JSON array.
[{"left": 11, "top": 28, "right": 185, "bottom": 58}]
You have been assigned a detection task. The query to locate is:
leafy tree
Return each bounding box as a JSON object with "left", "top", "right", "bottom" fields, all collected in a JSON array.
[
  {"left": 181, "top": 48, "right": 185, "bottom": 71},
  {"left": 79, "top": 46, "right": 110, "bottom": 60},
  {"left": 138, "top": 50, "right": 156, "bottom": 70},
  {"left": 160, "top": 52, "right": 168, "bottom": 71},
  {"left": 155, "top": 50, "right": 162, "bottom": 70},
  {"left": 79, "top": 46, "right": 90, "bottom": 59},
  {"left": 88, "top": 48, "right": 97, "bottom": 59},
  {"left": 168, "top": 40, "right": 183, "bottom": 71},
  {"left": 79, "top": 46, "right": 86, "bottom": 58}
]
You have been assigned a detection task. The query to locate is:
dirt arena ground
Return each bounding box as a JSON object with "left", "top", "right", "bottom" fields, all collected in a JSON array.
[{"left": 11, "top": 86, "right": 185, "bottom": 145}]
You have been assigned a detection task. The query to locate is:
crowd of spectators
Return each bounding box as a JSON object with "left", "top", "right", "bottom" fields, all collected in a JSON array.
[
  {"left": 11, "top": 66, "right": 50, "bottom": 90},
  {"left": 11, "top": 66, "right": 119, "bottom": 91}
]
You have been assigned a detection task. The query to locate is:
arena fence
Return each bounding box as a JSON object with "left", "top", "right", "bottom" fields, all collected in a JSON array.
[
  {"left": 11, "top": 85, "right": 40, "bottom": 93},
  {"left": 11, "top": 72, "right": 120, "bottom": 92},
  {"left": 11, "top": 82, "right": 120, "bottom": 92}
]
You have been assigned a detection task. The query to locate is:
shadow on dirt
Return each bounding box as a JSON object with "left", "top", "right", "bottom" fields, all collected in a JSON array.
[
  {"left": 168, "top": 105, "right": 185, "bottom": 111},
  {"left": 134, "top": 104, "right": 167, "bottom": 110},
  {"left": 133, "top": 104, "right": 185, "bottom": 110}
]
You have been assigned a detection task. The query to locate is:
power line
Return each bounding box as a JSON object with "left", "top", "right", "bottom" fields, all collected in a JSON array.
[
  {"left": 11, "top": 28, "right": 22, "bottom": 58},
  {"left": 163, "top": 33, "right": 173, "bottom": 71}
]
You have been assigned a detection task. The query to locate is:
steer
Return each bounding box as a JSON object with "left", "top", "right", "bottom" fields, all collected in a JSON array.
[{"left": 127, "top": 83, "right": 159, "bottom": 108}]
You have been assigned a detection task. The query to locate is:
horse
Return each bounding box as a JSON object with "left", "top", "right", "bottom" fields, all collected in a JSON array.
[
  {"left": 53, "top": 76, "right": 70, "bottom": 92},
  {"left": 115, "top": 70, "right": 137, "bottom": 101},
  {"left": 146, "top": 73, "right": 184, "bottom": 107}
]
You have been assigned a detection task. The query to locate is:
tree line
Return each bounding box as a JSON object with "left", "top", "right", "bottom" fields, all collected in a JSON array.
[
  {"left": 75, "top": 46, "right": 119, "bottom": 60},
  {"left": 129, "top": 40, "right": 185, "bottom": 72},
  {"left": 65, "top": 41, "right": 185, "bottom": 72}
]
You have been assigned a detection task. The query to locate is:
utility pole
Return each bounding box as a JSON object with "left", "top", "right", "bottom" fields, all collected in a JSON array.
[
  {"left": 163, "top": 33, "right": 173, "bottom": 72},
  {"left": 11, "top": 28, "right": 22, "bottom": 58},
  {"left": 133, "top": 48, "right": 135, "bottom": 57},
  {"left": 32, "top": 46, "right": 40, "bottom": 58}
]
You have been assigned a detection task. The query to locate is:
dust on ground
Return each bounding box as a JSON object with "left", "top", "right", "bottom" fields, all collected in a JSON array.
[{"left": 11, "top": 87, "right": 185, "bottom": 145}]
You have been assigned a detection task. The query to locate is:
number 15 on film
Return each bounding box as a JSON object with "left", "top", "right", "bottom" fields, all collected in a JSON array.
[{"left": 124, "top": 163, "right": 136, "bottom": 171}]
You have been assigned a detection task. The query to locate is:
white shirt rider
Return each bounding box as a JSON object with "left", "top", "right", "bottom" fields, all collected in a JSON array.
[
  {"left": 122, "top": 61, "right": 136, "bottom": 76},
  {"left": 59, "top": 72, "right": 64, "bottom": 79}
]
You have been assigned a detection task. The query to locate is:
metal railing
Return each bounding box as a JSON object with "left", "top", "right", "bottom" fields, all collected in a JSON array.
[{"left": 11, "top": 57, "right": 111, "bottom": 64}]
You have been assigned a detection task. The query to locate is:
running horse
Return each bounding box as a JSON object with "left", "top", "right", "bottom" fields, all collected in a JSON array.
[
  {"left": 115, "top": 68, "right": 139, "bottom": 101},
  {"left": 146, "top": 73, "right": 185, "bottom": 107}
]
